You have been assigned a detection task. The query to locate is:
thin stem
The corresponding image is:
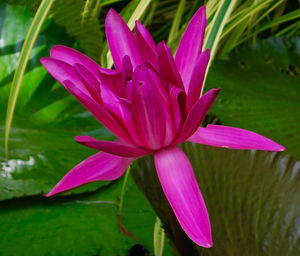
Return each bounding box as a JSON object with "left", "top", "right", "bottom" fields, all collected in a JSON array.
[{"left": 118, "top": 166, "right": 131, "bottom": 217}]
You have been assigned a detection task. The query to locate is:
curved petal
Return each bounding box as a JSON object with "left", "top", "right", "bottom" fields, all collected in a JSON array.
[
  {"left": 40, "top": 57, "right": 89, "bottom": 95},
  {"left": 105, "top": 9, "right": 141, "bottom": 69},
  {"left": 99, "top": 56, "right": 133, "bottom": 97},
  {"left": 63, "top": 80, "right": 132, "bottom": 143},
  {"left": 135, "top": 21, "right": 158, "bottom": 66},
  {"left": 49, "top": 45, "right": 102, "bottom": 78},
  {"left": 154, "top": 146, "right": 212, "bottom": 248},
  {"left": 147, "top": 67, "right": 169, "bottom": 106},
  {"left": 169, "top": 86, "right": 186, "bottom": 132},
  {"left": 98, "top": 69, "right": 123, "bottom": 96},
  {"left": 135, "top": 21, "right": 157, "bottom": 51},
  {"left": 46, "top": 152, "right": 134, "bottom": 196},
  {"left": 132, "top": 65, "right": 175, "bottom": 149},
  {"left": 187, "top": 125, "right": 286, "bottom": 151},
  {"left": 75, "top": 136, "right": 151, "bottom": 157},
  {"left": 175, "top": 6, "right": 206, "bottom": 89},
  {"left": 157, "top": 42, "right": 184, "bottom": 90},
  {"left": 74, "top": 63, "right": 102, "bottom": 103},
  {"left": 176, "top": 88, "right": 220, "bottom": 143},
  {"left": 187, "top": 49, "right": 210, "bottom": 110}
]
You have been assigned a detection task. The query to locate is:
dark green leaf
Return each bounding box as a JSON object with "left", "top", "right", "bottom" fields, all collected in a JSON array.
[
  {"left": 0, "top": 186, "right": 125, "bottom": 256},
  {"left": 132, "top": 143, "right": 300, "bottom": 255},
  {"left": 206, "top": 37, "right": 300, "bottom": 159},
  {"left": 0, "top": 3, "right": 112, "bottom": 200},
  {"left": 0, "top": 176, "right": 162, "bottom": 256}
]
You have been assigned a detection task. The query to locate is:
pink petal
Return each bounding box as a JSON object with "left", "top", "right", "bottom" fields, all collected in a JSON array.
[
  {"left": 147, "top": 67, "right": 169, "bottom": 106},
  {"left": 131, "top": 65, "right": 174, "bottom": 149},
  {"left": 98, "top": 69, "right": 124, "bottom": 96},
  {"left": 105, "top": 9, "right": 142, "bottom": 70},
  {"left": 135, "top": 21, "right": 158, "bottom": 66},
  {"left": 40, "top": 57, "right": 89, "bottom": 95},
  {"left": 175, "top": 6, "right": 206, "bottom": 90},
  {"left": 154, "top": 146, "right": 212, "bottom": 248},
  {"left": 97, "top": 83, "right": 143, "bottom": 146},
  {"left": 100, "top": 84, "right": 129, "bottom": 120},
  {"left": 187, "top": 49, "right": 210, "bottom": 110},
  {"left": 63, "top": 80, "right": 132, "bottom": 143},
  {"left": 176, "top": 88, "right": 220, "bottom": 143},
  {"left": 75, "top": 136, "right": 151, "bottom": 157},
  {"left": 135, "top": 21, "right": 157, "bottom": 51},
  {"left": 157, "top": 42, "right": 184, "bottom": 90},
  {"left": 187, "top": 125, "right": 286, "bottom": 151},
  {"left": 49, "top": 45, "right": 102, "bottom": 78},
  {"left": 46, "top": 152, "right": 134, "bottom": 196},
  {"left": 169, "top": 86, "right": 186, "bottom": 132},
  {"left": 74, "top": 63, "right": 102, "bottom": 103},
  {"left": 98, "top": 55, "right": 133, "bottom": 97}
]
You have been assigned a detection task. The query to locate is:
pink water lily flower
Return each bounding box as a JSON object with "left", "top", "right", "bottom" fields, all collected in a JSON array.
[{"left": 41, "top": 6, "right": 285, "bottom": 248}]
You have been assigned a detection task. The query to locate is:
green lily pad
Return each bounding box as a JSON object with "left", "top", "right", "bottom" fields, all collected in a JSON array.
[
  {"left": 206, "top": 37, "right": 300, "bottom": 160},
  {"left": 0, "top": 175, "right": 165, "bottom": 256},
  {"left": 0, "top": 3, "right": 112, "bottom": 200},
  {"left": 132, "top": 143, "right": 300, "bottom": 255}
]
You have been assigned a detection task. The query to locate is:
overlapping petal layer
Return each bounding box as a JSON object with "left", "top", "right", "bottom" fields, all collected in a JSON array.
[
  {"left": 176, "top": 88, "right": 220, "bottom": 143},
  {"left": 75, "top": 136, "right": 150, "bottom": 157},
  {"left": 131, "top": 65, "right": 175, "bottom": 149},
  {"left": 50, "top": 45, "right": 102, "bottom": 77}
]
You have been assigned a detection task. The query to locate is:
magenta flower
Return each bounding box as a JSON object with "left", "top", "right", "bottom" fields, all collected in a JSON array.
[{"left": 41, "top": 7, "right": 285, "bottom": 248}]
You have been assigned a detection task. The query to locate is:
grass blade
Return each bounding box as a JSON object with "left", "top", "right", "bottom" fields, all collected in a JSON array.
[
  {"left": 4, "top": 0, "right": 54, "bottom": 157},
  {"left": 167, "top": 0, "right": 185, "bottom": 47},
  {"left": 221, "top": 0, "right": 274, "bottom": 39},
  {"left": 204, "top": 0, "right": 237, "bottom": 59},
  {"left": 276, "top": 20, "right": 300, "bottom": 38},
  {"left": 153, "top": 217, "right": 165, "bottom": 256},
  {"left": 201, "top": 0, "right": 237, "bottom": 96},
  {"left": 237, "top": 8, "right": 300, "bottom": 46}
]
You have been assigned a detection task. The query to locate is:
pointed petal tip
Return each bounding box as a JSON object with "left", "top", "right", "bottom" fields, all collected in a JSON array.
[
  {"left": 105, "top": 8, "right": 122, "bottom": 28},
  {"left": 107, "top": 8, "right": 117, "bottom": 16},
  {"left": 192, "top": 234, "right": 213, "bottom": 248},
  {"left": 204, "top": 242, "right": 213, "bottom": 248},
  {"left": 204, "top": 48, "right": 211, "bottom": 57},
  {"left": 203, "top": 87, "right": 221, "bottom": 96},
  {"left": 205, "top": 87, "right": 221, "bottom": 97},
  {"left": 45, "top": 189, "right": 57, "bottom": 197},
  {"left": 193, "top": 6, "right": 206, "bottom": 20},
  {"left": 199, "top": 5, "right": 206, "bottom": 13},
  {"left": 106, "top": 8, "right": 121, "bottom": 23},
  {"left": 40, "top": 57, "right": 51, "bottom": 65},
  {"left": 135, "top": 20, "right": 142, "bottom": 27},
  {"left": 75, "top": 135, "right": 90, "bottom": 143},
  {"left": 45, "top": 192, "right": 53, "bottom": 197},
  {"left": 212, "top": 87, "right": 221, "bottom": 93},
  {"left": 275, "top": 145, "right": 286, "bottom": 152}
]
